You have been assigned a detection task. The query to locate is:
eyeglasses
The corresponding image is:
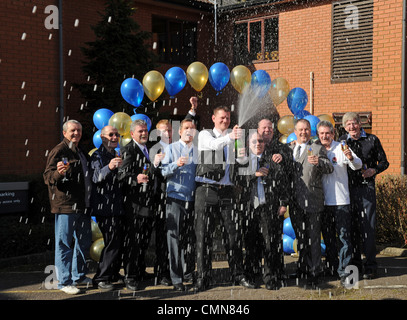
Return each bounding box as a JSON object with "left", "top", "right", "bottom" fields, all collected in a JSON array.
[
  {"left": 251, "top": 139, "right": 264, "bottom": 144},
  {"left": 108, "top": 132, "right": 120, "bottom": 137}
]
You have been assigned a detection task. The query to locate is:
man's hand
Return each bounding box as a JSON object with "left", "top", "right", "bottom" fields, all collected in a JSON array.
[
  {"left": 229, "top": 125, "right": 242, "bottom": 140},
  {"left": 190, "top": 96, "right": 198, "bottom": 111},
  {"left": 137, "top": 173, "right": 149, "bottom": 184}
]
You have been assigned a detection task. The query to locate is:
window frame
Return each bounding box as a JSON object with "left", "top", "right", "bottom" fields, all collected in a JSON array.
[
  {"left": 234, "top": 15, "right": 279, "bottom": 63},
  {"left": 152, "top": 15, "right": 197, "bottom": 65}
]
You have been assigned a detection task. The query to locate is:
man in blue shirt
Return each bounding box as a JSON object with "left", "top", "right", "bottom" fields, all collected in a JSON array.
[{"left": 161, "top": 119, "right": 197, "bottom": 291}]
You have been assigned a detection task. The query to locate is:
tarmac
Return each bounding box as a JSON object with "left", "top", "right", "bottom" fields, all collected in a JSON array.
[{"left": 0, "top": 247, "right": 406, "bottom": 305}]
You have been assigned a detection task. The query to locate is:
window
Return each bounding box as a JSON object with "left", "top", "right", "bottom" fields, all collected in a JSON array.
[
  {"left": 331, "top": 0, "right": 373, "bottom": 83},
  {"left": 152, "top": 16, "right": 197, "bottom": 65},
  {"left": 333, "top": 112, "right": 372, "bottom": 137},
  {"left": 233, "top": 16, "right": 279, "bottom": 65}
]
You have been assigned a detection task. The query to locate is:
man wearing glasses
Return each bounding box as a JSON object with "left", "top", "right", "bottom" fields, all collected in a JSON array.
[
  {"left": 238, "top": 131, "right": 290, "bottom": 290},
  {"left": 90, "top": 125, "right": 124, "bottom": 291}
]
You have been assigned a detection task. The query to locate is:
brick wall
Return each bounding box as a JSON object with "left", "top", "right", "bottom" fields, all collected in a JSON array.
[{"left": 0, "top": 0, "right": 212, "bottom": 176}]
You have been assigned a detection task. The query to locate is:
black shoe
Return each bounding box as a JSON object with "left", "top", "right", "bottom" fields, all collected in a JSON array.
[
  {"left": 238, "top": 277, "right": 256, "bottom": 289},
  {"left": 158, "top": 276, "right": 172, "bottom": 286},
  {"left": 265, "top": 280, "right": 281, "bottom": 290},
  {"left": 125, "top": 280, "right": 139, "bottom": 291},
  {"left": 363, "top": 270, "right": 377, "bottom": 280},
  {"left": 97, "top": 281, "right": 114, "bottom": 291},
  {"left": 193, "top": 278, "right": 209, "bottom": 292},
  {"left": 173, "top": 283, "right": 185, "bottom": 292},
  {"left": 183, "top": 272, "right": 194, "bottom": 283},
  {"left": 306, "top": 276, "right": 319, "bottom": 289}
]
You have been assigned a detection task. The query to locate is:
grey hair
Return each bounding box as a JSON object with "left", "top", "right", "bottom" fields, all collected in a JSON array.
[
  {"left": 317, "top": 120, "right": 334, "bottom": 133},
  {"left": 130, "top": 119, "right": 147, "bottom": 132},
  {"left": 342, "top": 112, "right": 360, "bottom": 127},
  {"left": 63, "top": 119, "right": 82, "bottom": 132}
]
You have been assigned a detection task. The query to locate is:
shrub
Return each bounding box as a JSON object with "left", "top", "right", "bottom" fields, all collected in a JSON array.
[{"left": 376, "top": 175, "right": 407, "bottom": 247}]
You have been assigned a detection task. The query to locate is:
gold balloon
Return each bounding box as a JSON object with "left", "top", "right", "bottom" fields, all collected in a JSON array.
[
  {"left": 108, "top": 112, "right": 132, "bottom": 135},
  {"left": 187, "top": 62, "right": 208, "bottom": 92},
  {"left": 318, "top": 114, "right": 336, "bottom": 127},
  {"left": 88, "top": 148, "right": 98, "bottom": 156},
  {"left": 90, "top": 238, "right": 105, "bottom": 262},
  {"left": 277, "top": 115, "right": 295, "bottom": 135},
  {"left": 293, "top": 238, "right": 298, "bottom": 254},
  {"left": 284, "top": 206, "right": 290, "bottom": 219},
  {"left": 230, "top": 65, "right": 251, "bottom": 94},
  {"left": 91, "top": 220, "right": 103, "bottom": 241},
  {"left": 279, "top": 134, "right": 288, "bottom": 144},
  {"left": 269, "top": 77, "right": 290, "bottom": 106},
  {"left": 120, "top": 132, "right": 132, "bottom": 147},
  {"left": 143, "top": 70, "right": 165, "bottom": 101}
]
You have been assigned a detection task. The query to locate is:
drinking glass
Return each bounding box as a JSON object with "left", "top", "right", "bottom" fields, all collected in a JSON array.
[
  {"left": 61, "top": 157, "right": 69, "bottom": 182},
  {"left": 361, "top": 164, "right": 368, "bottom": 184},
  {"left": 260, "top": 162, "right": 270, "bottom": 185}
]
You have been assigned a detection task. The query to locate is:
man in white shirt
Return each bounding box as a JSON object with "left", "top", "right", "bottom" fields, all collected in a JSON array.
[
  {"left": 317, "top": 120, "right": 362, "bottom": 286},
  {"left": 194, "top": 106, "right": 254, "bottom": 291}
]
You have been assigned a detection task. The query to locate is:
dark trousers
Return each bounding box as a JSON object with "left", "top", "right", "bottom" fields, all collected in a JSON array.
[
  {"left": 123, "top": 211, "right": 153, "bottom": 282},
  {"left": 321, "top": 205, "right": 353, "bottom": 277},
  {"left": 243, "top": 204, "right": 284, "bottom": 283},
  {"left": 153, "top": 203, "right": 170, "bottom": 278},
  {"left": 291, "top": 203, "right": 322, "bottom": 277},
  {"left": 194, "top": 185, "right": 244, "bottom": 282},
  {"left": 349, "top": 182, "right": 377, "bottom": 272},
  {"left": 166, "top": 197, "right": 196, "bottom": 284},
  {"left": 93, "top": 215, "right": 125, "bottom": 283}
]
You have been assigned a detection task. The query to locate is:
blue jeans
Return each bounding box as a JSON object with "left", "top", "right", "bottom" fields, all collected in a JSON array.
[
  {"left": 55, "top": 213, "right": 92, "bottom": 288},
  {"left": 322, "top": 205, "right": 353, "bottom": 277}
]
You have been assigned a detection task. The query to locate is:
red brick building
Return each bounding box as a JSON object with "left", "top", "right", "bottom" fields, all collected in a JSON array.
[
  {"left": 0, "top": 0, "right": 213, "bottom": 177},
  {"left": 0, "top": 0, "right": 405, "bottom": 178},
  {"left": 214, "top": 0, "right": 406, "bottom": 176}
]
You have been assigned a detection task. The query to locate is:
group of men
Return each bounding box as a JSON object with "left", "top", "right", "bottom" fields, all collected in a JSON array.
[{"left": 44, "top": 96, "right": 389, "bottom": 294}]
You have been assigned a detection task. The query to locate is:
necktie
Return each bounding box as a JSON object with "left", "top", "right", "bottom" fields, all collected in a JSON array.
[
  {"left": 142, "top": 146, "right": 149, "bottom": 161},
  {"left": 295, "top": 145, "right": 301, "bottom": 161}
]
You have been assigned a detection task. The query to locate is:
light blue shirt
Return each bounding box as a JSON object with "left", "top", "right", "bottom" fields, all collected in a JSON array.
[{"left": 161, "top": 140, "right": 197, "bottom": 201}]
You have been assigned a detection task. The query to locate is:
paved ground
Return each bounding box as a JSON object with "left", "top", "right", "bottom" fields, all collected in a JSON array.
[{"left": 1, "top": 253, "right": 406, "bottom": 302}]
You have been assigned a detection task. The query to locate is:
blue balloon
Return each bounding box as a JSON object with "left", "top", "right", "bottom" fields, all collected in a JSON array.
[
  {"left": 294, "top": 109, "right": 311, "bottom": 120},
  {"left": 93, "top": 108, "right": 114, "bottom": 130},
  {"left": 209, "top": 62, "right": 230, "bottom": 92},
  {"left": 131, "top": 113, "right": 152, "bottom": 131},
  {"left": 283, "top": 234, "right": 295, "bottom": 254},
  {"left": 303, "top": 115, "right": 320, "bottom": 137},
  {"left": 93, "top": 129, "right": 102, "bottom": 148},
  {"left": 286, "top": 132, "right": 297, "bottom": 144},
  {"left": 287, "top": 87, "right": 308, "bottom": 115},
  {"left": 251, "top": 70, "right": 271, "bottom": 97},
  {"left": 165, "top": 67, "right": 186, "bottom": 98},
  {"left": 121, "top": 78, "right": 144, "bottom": 107},
  {"left": 283, "top": 217, "right": 296, "bottom": 239}
]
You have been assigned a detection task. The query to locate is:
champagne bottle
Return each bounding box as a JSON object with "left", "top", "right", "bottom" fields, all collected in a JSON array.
[{"left": 235, "top": 138, "right": 245, "bottom": 158}]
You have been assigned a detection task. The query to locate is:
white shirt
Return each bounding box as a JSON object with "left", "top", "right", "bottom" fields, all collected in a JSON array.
[
  {"left": 293, "top": 142, "right": 308, "bottom": 160},
  {"left": 322, "top": 140, "right": 362, "bottom": 205},
  {"left": 195, "top": 127, "right": 234, "bottom": 186}
]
